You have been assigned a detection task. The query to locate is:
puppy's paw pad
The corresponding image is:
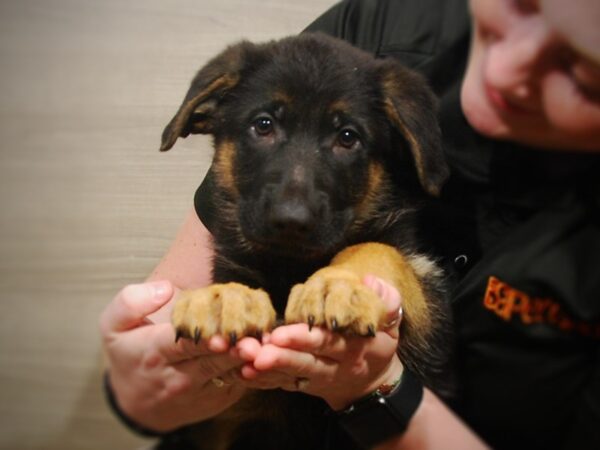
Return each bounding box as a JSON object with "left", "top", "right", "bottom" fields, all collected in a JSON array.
[{"left": 172, "top": 283, "right": 276, "bottom": 344}]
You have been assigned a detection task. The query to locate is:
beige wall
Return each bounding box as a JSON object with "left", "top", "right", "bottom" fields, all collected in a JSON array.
[{"left": 0, "top": 1, "right": 336, "bottom": 448}]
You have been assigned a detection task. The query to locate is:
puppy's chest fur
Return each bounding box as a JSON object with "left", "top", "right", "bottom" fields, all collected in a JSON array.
[
  {"left": 213, "top": 247, "right": 329, "bottom": 315},
  {"left": 187, "top": 390, "right": 343, "bottom": 450}
]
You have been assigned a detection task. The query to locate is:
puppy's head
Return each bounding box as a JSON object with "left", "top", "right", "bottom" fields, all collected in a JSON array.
[{"left": 161, "top": 33, "right": 448, "bottom": 257}]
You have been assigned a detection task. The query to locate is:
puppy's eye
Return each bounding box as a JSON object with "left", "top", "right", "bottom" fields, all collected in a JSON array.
[
  {"left": 252, "top": 116, "right": 275, "bottom": 136},
  {"left": 336, "top": 128, "right": 360, "bottom": 149}
]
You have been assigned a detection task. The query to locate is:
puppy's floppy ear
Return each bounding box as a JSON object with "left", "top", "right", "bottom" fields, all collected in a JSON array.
[
  {"left": 160, "top": 42, "right": 251, "bottom": 151},
  {"left": 378, "top": 60, "right": 449, "bottom": 196}
]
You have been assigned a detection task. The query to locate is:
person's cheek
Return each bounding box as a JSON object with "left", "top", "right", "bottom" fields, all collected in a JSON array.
[
  {"left": 543, "top": 70, "right": 600, "bottom": 136},
  {"left": 461, "top": 40, "right": 502, "bottom": 136},
  {"left": 470, "top": 0, "right": 511, "bottom": 38}
]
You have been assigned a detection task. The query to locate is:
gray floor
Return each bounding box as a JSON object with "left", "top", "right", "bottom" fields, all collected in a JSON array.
[{"left": 0, "top": 1, "right": 336, "bottom": 448}]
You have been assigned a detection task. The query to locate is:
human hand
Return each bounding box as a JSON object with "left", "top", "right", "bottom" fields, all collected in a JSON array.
[
  {"left": 234, "top": 275, "right": 403, "bottom": 410},
  {"left": 99, "top": 280, "right": 249, "bottom": 432}
]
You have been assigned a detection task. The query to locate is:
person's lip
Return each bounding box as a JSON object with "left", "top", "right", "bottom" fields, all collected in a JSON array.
[{"left": 485, "top": 84, "right": 539, "bottom": 115}]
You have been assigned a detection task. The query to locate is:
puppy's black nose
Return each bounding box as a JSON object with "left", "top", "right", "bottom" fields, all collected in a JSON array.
[{"left": 269, "top": 202, "right": 314, "bottom": 237}]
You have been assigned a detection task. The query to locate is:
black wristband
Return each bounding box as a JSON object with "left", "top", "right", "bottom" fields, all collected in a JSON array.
[
  {"left": 337, "top": 368, "right": 424, "bottom": 449},
  {"left": 103, "top": 372, "right": 170, "bottom": 438}
]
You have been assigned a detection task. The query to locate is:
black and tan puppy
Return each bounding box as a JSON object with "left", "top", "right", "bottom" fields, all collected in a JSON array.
[{"left": 160, "top": 32, "right": 451, "bottom": 450}]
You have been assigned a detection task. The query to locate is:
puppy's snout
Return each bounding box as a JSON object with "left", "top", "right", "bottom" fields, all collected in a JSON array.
[
  {"left": 269, "top": 201, "right": 314, "bottom": 237},
  {"left": 262, "top": 164, "right": 327, "bottom": 240}
]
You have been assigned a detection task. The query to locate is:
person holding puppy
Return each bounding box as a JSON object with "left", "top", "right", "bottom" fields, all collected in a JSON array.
[{"left": 100, "top": 0, "right": 600, "bottom": 448}]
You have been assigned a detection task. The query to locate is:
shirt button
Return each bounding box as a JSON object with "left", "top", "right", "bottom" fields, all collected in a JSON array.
[{"left": 454, "top": 254, "right": 468, "bottom": 269}]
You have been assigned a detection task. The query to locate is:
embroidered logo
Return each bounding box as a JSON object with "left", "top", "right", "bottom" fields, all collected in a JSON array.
[{"left": 483, "top": 276, "right": 600, "bottom": 338}]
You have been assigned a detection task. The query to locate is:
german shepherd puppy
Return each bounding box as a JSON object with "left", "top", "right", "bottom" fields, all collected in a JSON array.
[{"left": 160, "top": 32, "right": 451, "bottom": 450}]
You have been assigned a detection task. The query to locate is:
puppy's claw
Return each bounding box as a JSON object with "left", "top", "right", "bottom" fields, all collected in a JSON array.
[
  {"left": 367, "top": 324, "right": 376, "bottom": 337},
  {"left": 308, "top": 315, "right": 315, "bottom": 331},
  {"left": 331, "top": 318, "right": 339, "bottom": 331},
  {"left": 229, "top": 332, "right": 238, "bottom": 346},
  {"left": 175, "top": 329, "right": 184, "bottom": 343},
  {"left": 193, "top": 327, "right": 201, "bottom": 344}
]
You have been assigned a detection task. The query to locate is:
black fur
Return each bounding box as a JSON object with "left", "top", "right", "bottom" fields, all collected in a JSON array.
[{"left": 161, "top": 33, "right": 452, "bottom": 450}]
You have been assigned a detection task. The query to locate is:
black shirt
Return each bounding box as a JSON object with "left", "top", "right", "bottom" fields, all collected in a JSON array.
[{"left": 195, "top": 1, "right": 600, "bottom": 448}]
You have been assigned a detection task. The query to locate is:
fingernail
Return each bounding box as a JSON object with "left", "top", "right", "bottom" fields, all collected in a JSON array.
[
  {"left": 152, "top": 281, "right": 170, "bottom": 299},
  {"left": 372, "top": 278, "right": 384, "bottom": 296}
]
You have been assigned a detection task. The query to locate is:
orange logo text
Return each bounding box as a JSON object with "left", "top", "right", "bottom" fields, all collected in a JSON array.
[{"left": 483, "top": 276, "right": 600, "bottom": 338}]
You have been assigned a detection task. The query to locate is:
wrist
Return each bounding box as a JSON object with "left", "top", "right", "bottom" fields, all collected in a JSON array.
[
  {"left": 336, "top": 364, "right": 424, "bottom": 449},
  {"left": 328, "top": 355, "right": 404, "bottom": 411},
  {"left": 103, "top": 372, "right": 176, "bottom": 437}
]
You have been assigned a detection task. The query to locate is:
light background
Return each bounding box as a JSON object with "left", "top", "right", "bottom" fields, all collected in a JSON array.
[{"left": 0, "top": 1, "right": 337, "bottom": 448}]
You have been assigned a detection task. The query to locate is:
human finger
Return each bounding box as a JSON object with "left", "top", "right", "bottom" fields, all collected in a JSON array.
[
  {"left": 172, "top": 350, "right": 247, "bottom": 383},
  {"left": 270, "top": 321, "right": 398, "bottom": 361},
  {"left": 269, "top": 324, "right": 353, "bottom": 360},
  {"left": 234, "top": 367, "right": 296, "bottom": 390},
  {"left": 157, "top": 327, "right": 243, "bottom": 364},
  {"left": 362, "top": 275, "right": 402, "bottom": 311},
  {"left": 362, "top": 275, "right": 402, "bottom": 338},
  {"left": 100, "top": 281, "right": 174, "bottom": 336},
  {"left": 236, "top": 336, "right": 263, "bottom": 362},
  {"left": 252, "top": 344, "right": 337, "bottom": 379},
  {"left": 238, "top": 362, "right": 322, "bottom": 392},
  {"left": 244, "top": 356, "right": 331, "bottom": 395}
]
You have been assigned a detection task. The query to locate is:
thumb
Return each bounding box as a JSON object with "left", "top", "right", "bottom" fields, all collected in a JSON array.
[
  {"left": 100, "top": 280, "right": 173, "bottom": 336},
  {"left": 363, "top": 275, "right": 403, "bottom": 338}
]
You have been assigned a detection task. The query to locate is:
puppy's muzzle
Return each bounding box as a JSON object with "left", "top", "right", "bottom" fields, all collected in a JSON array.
[{"left": 268, "top": 200, "right": 315, "bottom": 237}]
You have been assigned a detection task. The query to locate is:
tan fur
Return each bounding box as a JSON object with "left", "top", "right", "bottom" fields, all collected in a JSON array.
[
  {"left": 332, "top": 243, "right": 432, "bottom": 331},
  {"left": 173, "top": 283, "right": 276, "bottom": 342},
  {"left": 213, "top": 140, "right": 239, "bottom": 198},
  {"left": 273, "top": 90, "right": 294, "bottom": 106},
  {"left": 352, "top": 162, "right": 386, "bottom": 226},
  {"left": 174, "top": 243, "right": 431, "bottom": 346},
  {"left": 286, "top": 242, "right": 431, "bottom": 334},
  {"left": 328, "top": 99, "right": 350, "bottom": 115}
]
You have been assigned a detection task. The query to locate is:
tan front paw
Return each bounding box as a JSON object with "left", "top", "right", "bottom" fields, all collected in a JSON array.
[
  {"left": 284, "top": 268, "right": 387, "bottom": 336},
  {"left": 172, "top": 283, "right": 276, "bottom": 344}
]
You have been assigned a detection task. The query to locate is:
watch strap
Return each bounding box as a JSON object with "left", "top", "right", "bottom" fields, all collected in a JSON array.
[{"left": 337, "top": 368, "right": 424, "bottom": 449}]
